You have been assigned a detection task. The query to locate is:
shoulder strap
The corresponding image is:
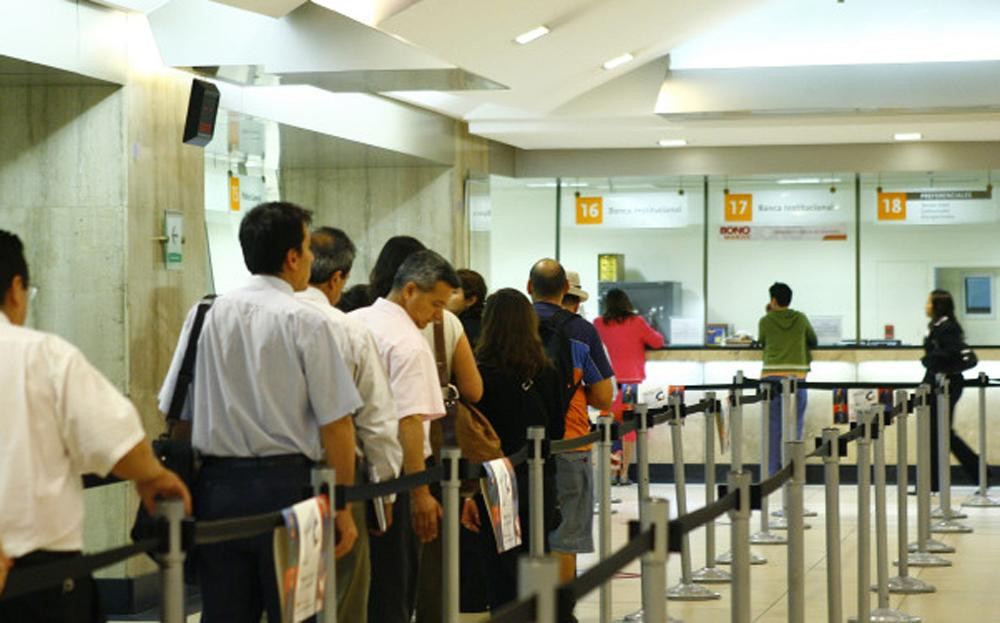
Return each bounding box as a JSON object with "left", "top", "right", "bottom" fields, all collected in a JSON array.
[
  {"left": 433, "top": 320, "right": 449, "bottom": 387},
  {"left": 166, "top": 295, "right": 217, "bottom": 422}
]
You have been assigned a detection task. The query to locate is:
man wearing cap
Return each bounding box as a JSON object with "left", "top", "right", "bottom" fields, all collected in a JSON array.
[{"left": 561, "top": 270, "right": 588, "bottom": 315}]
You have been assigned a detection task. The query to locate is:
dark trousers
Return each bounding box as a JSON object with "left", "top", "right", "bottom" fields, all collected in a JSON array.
[
  {"left": 367, "top": 490, "right": 421, "bottom": 623},
  {"left": 929, "top": 377, "right": 979, "bottom": 491},
  {"left": 0, "top": 552, "right": 104, "bottom": 623},
  {"left": 194, "top": 456, "right": 313, "bottom": 623}
]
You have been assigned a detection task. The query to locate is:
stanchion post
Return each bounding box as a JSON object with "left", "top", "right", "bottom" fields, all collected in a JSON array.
[
  {"left": 931, "top": 374, "right": 973, "bottom": 532},
  {"left": 623, "top": 406, "right": 654, "bottom": 623},
  {"left": 442, "top": 447, "right": 462, "bottom": 623},
  {"left": 753, "top": 381, "right": 786, "bottom": 545},
  {"left": 729, "top": 470, "right": 752, "bottom": 623},
  {"left": 157, "top": 498, "right": 186, "bottom": 623},
  {"left": 312, "top": 466, "right": 338, "bottom": 622},
  {"left": 519, "top": 556, "right": 560, "bottom": 623},
  {"left": 786, "top": 439, "right": 806, "bottom": 623},
  {"left": 908, "top": 385, "right": 953, "bottom": 566},
  {"left": 666, "top": 395, "right": 720, "bottom": 602},
  {"left": 641, "top": 498, "right": 670, "bottom": 623},
  {"left": 854, "top": 408, "right": 873, "bottom": 623},
  {"left": 821, "top": 428, "right": 842, "bottom": 623},
  {"left": 598, "top": 415, "right": 615, "bottom": 623},
  {"left": 694, "top": 392, "right": 731, "bottom": 584},
  {"left": 889, "top": 390, "right": 935, "bottom": 593},
  {"left": 527, "top": 426, "right": 547, "bottom": 557},
  {"left": 964, "top": 373, "right": 1000, "bottom": 507}
]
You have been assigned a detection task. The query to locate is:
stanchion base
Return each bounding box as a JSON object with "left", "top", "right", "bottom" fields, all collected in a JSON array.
[
  {"left": 619, "top": 610, "right": 683, "bottom": 623},
  {"left": 770, "top": 508, "right": 785, "bottom": 518},
  {"left": 962, "top": 493, "right": 1000, "bottom": 508},
  {"left": 848, "top": 607, "right": 921, "bottom": 622},
  {"left": 930, "top": 518, "right": 974, "bottom": 533},
  {"left": 715, "top": 550, "right": 767, "bottom": 565},
  {"left": 908, "top": 539, "right": 955, "bottom": 554},
  {"left": 666, "top": 581, "right": 721, "bottom": 601},
  {"left": 769, "top": 522, "right": 811, "bottom": 531},
  {"left": 905, "top": 552, "right": 952, "bottom": 567},
  {"left": 931, "top": 505, "right": 968, "bottom": 519},
  {"left": 802, "top": 506, "right": 818, "bottom": 517},
  {"left": 886, "top": 575, "right": 936, "bottom": 594},
  {"left": 767, "top": 515, "right": 788, "bottom": 530},
  {"left": 750, "top": 531, "right": 788, "bottom": 545},
  {"left": 691, "top": 566, "right": 732, "bottom": 584}
]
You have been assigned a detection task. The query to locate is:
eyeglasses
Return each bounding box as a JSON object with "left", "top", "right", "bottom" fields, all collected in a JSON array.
[{"left": 28, "top": 286, "right": 38, "bottom": 302}]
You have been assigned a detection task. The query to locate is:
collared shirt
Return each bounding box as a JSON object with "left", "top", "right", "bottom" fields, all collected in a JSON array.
[
  {"left": 0, "top": 313, "right": 145, "bottom": 557},
  {"left": 350, "top": 298, "right": 445, "bottom": 459},
  {"left": 158, "top": 275, "right": 362, "bottom": 460},
  {"left": 297, "top": 286, "right": 402, "bottom": 483}
]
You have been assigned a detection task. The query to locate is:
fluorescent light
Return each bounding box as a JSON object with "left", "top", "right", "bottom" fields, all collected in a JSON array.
[
  {"left": 776, "top": 177, "right": 842, "bottom": 184},
  {"left": 602, "top": 53, "right": 634, "bottom": 70},
  {"left": 657, "top": 139, "right": 688, "bottom": 148},
  {"left": 894, "top": 132, "right": 922, "bottom": 141},
  {"left": 525, "top": 182, "right": 589, "bottom": 188},
  {"left": 515, "top": 26, "right": 550, "bottom": 45}
]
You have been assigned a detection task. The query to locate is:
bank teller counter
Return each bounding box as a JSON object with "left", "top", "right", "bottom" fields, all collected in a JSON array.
[{"left": 638, "top": 347, "right": 1000, "bottom": 472}]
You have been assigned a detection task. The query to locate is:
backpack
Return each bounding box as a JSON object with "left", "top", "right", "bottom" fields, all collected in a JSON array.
[{"left": 537, "top": 308, "right": 579, "bottom": 440}]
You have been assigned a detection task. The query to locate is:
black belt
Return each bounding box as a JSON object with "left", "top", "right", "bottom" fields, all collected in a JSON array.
[{"left": 200, "top": 454, "right": 314, "bottom": 469}]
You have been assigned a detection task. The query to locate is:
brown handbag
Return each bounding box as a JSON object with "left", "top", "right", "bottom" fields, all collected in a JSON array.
[{"left": 431, "top": 321, "right": 504, "bottom": 463}]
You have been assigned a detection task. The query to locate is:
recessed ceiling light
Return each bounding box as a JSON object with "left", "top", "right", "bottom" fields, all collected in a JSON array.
[
  {"left": 514, "top": 26, "right": 550, "bottom": 45},
  {"left": 602, "top": 53, "right": 634, "bottom": 70},
  {"left": 657, "top": 139, "right": 688, "bottom": 147},
  {"left": 776, "top": 177, "right": 842, "bottom": 184},
  {"left": 894, "top": 132, "right": 922, "bottom": 141}
]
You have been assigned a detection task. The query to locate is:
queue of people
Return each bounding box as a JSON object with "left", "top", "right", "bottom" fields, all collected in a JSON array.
[{"left": 0, "top": 202, "right": 990, "bottom": 623}]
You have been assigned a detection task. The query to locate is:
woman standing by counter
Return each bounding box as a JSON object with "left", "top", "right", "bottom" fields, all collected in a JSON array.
[
  {"left": 594, "top": 288, "right": 665, "bottom": 485},
  {"left": 923, "top": 289, "right": 980, "bottom": 491}
]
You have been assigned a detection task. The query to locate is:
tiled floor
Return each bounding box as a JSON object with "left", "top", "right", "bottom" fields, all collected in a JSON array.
[{"left": 119, "top": 483, "right": 999, "bottom": 622}]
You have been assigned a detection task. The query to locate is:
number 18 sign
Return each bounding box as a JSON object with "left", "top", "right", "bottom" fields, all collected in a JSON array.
[{"left": 877, "top": 192, "right": 907, "bottom": 221}]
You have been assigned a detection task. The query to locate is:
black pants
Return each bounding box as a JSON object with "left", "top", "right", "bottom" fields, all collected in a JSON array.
[
  {"left": 367, "top": 490, "right": 421, "bottom": 623},
  {"left": 0, "top": 552, "right": 104, "bottom": 623},
  {"left": 928, "top": 376, "right": 979, "bottom": 491},
  {"left": 194, "top": 455, "right": 314, "bottom": 623}
]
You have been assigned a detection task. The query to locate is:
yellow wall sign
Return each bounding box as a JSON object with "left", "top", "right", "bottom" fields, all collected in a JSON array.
[
  {"left": 229, "top": 176, "right": 241, "bottom": 212},
  {"left": 724, "top": 193, "right": 753, "bottom": 222},
  {"left": 576, "top": 196, "right": 603, "bottom": 224},
  {"left": 877, "top": 192, "right": 907, "bottom": 221}
]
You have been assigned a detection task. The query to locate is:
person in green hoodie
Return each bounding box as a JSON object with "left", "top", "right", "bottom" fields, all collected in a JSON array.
[{"left": 758, "top": 282, "right": 817, "bottom": 475}]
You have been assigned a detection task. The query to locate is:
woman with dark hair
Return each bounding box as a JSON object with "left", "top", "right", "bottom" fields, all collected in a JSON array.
[
  {"left": 368, "top": 235, "right": 427, "bottom": 301},
  {"left": 448, "top": 269, "right": 487, "bottom": 347},
  {"left": 922, "top": 289, "right": 980, "bottom": 490},
  {"left": 460, "top": 288, "right": 562, "bottom": 612},
  {"left": 593, "top": 288, "right": 665, "bottom": 485}
]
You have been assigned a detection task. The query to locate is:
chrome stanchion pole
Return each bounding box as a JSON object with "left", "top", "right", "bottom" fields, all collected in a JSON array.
[
  {"left": 786, "top": 439, "right": 806, "bottom": 623},
  {"left": 312, "top": 466, "right": 338, "bottom": 622},
  {"left": 519, "top": 556, "right": 560, "bottom": 623},
  {"left": 868, "top": 407, "right": 921, "bottom": 622},
  {"left": 623, "top": 405, "right": 660, "bottom": 623},
  {"left": 771, "top": 377, "right": 793, "bottom": 530},
  {"left": 718, "top": 372, "right": 767, "bottom": 566},
  {"left": 753, "top": 381, "right": 786, "bottom": 546},
  {"left": 908, "top": 385, "right": 953, "bottom": 566},
  {"left": 598, "top": 416, "right": 615, "bottom": 623},
  {"left": 850, "top": 408, "right": 874, "bottom": 623},
  {"left": 527, "top": 426, "right": 547, "bottom": 557},
  {"left": 889, "top": 391, "right": 935, "bottom": 593},
  {"left": 931, "top": 375, "right": 972, "bottom": 532},
  {"left": 695, "top": 392, "right": 732, "bottom": 583},
  {"left": 667, "top": 395, "right": 720, "bottom": 601},
  {"left": 964, "top": 373, "right": 1000, "bottom": 507},
  {"left": 729, "top": 470, "right": 752, "bottom": 623},
  {"left": 641, "top": 498, "right": 670, "bottom": 623},
  {"left": 157, "top": 498, "right": 186, "bottom": 623},
  {"left": 821, "top": 428, "right": 842, "bottom": 623},
  {"left": 442, "top": 448, "right": 462, "bottom": 623}
]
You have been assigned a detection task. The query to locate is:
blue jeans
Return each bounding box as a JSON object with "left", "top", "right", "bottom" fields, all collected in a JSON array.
[{"left": 764, "top": 376, "right": 808, "bottom": 476}]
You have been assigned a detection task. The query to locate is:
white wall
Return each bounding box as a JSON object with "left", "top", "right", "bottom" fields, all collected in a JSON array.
[{"left": 482, "top": 177, "right": 558, "bottom": 294}]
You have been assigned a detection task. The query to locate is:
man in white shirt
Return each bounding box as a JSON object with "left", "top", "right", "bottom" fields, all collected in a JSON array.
[
  {"left": 350, "top": 249, "right": 461, "bottom": 623},
  {"left": 296, "top": 227, "right": 401, "bottom": 623},
  {"left": 159, "top": 203, "right": 363, "bottom": 623},
  {"left": 0, "top": 230, "right": 191, "bottom": 622}
]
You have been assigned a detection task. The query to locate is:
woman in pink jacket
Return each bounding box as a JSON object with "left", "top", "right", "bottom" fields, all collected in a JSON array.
[{"left": 594, "top": 288, "right": 666, "bottom": 485}]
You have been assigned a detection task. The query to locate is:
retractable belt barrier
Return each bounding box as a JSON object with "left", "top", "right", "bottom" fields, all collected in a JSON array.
[{"left": 14, "top": 373, "right": 998, "bottom": 623}]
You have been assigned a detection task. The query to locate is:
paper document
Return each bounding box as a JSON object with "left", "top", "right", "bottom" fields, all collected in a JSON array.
[
  {"left": 481, "top": 458, "right": 522, "bottom": 553},
  {"left": 280, "top": 496, "right": 330, "bottom": 622}
]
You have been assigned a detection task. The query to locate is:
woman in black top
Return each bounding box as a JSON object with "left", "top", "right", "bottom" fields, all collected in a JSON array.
[
  {"left": 461, "top": 288, "right": 562, "bottom": 612},
  {"left": 922, "top": 289, "right": 979, "bottom": 490}
]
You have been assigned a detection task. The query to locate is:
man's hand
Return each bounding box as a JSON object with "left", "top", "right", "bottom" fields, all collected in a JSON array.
[
  {"left": 411, "top": 488, "right": 443, "bottom": 543},
  {"left": 0, "top": 542, "right": 12, "bottom": 596},
  {"left": 334, "top": 509, "right": 358, "bottom": 558},
  {"left": 369, "top": 501, "right": 394, "bottom": 536},
  {"left": 461, "top": 498, "right": 481, "bottom": 533},
  {"left": 135, "top": 468, "right": 192, "bottom": 516}
]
